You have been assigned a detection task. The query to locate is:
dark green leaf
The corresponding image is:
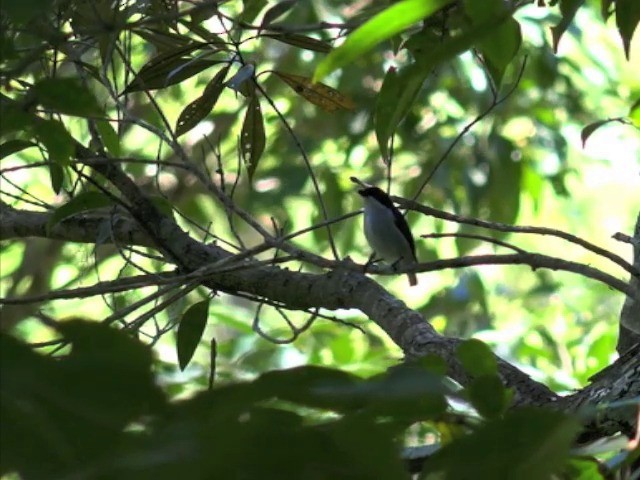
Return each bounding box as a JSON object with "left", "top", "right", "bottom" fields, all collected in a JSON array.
[
  {"left": 263, "top": 33, "right": 332, "bottom": 53},
  {"left": 615, "top": 0, "right": 640, "bottom": 59},
  {"left": 175, "top": 65, "right": 230, "bottom": 137},
  {"left": 630, "top": 98, "right": 640, "bottom": 127},
  {"left": 1, "top": 0, "right": 55, "bottom": 24},
  {"left": 581, "top": 119, "right": 610, "bottom": 147},
  {"left": 1, "top": 321, "right": 164, "bottom": 479},
  {"left": 261, "top": 0, "right": 297, "bottom": 28},
  {"left": 241, "top": 94, "right": 266, "bottom": 182},
  {"left": 421, "top": 408, "right": 581, "bottom": 479},
  {"left": 463, "top": 0, "right": 522, "bottom": 87},
  {"left": 47, "top": 191, "right": 116, "bottom": 231},
  {"left": 122, "top": 42, "right": 219, "bottom": 93},
  {"left": 30, "top": 78, "right": 102, "bottom": 117},
  {"left": 240, "top": 0, "right": 268, "bottom": 23},
  {"left": 0, "top": 139, "right": 37, "bottom": 160},
  {"left": 34, "top": 118, "right": 75, "bottom": 165},
  {"left": 134, "top": 28, "right": 194, "bottom": 51},
  {"left": 466, "top": 375, "right": 512, "bottom": 419},
  {"left": 408, "top": 8, "right": 516, "bottom": 82},
  {"left": 457, "top": 339, "right": 498, "bottom": 376},
  {"left": 48, "top": 162, "right": 65, "bottom": 194},
  {"left": 176, "top": 300, "right": 210, "bottom": 370},
  {"left": 375, "top": 65, "right": 427, "bottom": 163},
  {"left": 314, "top": 0, "right": 455, "bottom": 81},
  {"left": 0, "top": 98, "right": 35, "bottom": 137},
  {"left": 95, "top": 119, "right": 120, "bottom": 156},
  {"left": 550, "top": 0, "right": 586, "bottom": 52}
]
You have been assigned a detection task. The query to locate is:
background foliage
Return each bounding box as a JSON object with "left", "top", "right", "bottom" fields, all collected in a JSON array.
[{"left": 1, "top": 0, "right": 639, "bottom": 478}]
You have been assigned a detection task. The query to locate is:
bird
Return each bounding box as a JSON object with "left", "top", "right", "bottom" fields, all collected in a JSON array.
[{"left": 357, "top": 185, "right": 418, "bottom": 286}]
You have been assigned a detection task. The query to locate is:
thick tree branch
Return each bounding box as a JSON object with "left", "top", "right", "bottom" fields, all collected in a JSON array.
[{"left": 2, "top": 154, "right": 637, "bottom": 438}]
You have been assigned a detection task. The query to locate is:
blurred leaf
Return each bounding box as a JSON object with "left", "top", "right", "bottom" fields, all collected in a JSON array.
[
  {"left": 485, "top": 135, "right": 521, "bottom": 225},
  {"left": 457, "top": 339, "right": 498, "bottom": 376},
  {"left": 134, "top": 28, "right": 194, "bottom": 51},
  {"left": 176, "top": 299, "right": 210, "bottom": 370},
  {"left": 95, "top": 119, "right": 120, "bottom": 157},
  {"left": 241, "top": 93, "right": 266, "bottom": 182},
  {"left": 273, "top": 71, "right": 355, "bottom": 111},
  {"left": 0, "top": 97, "right": 33, "bottom": 136},
  {"left": 261, "top": 0, "right": 297, "bottom": 29},
  {"left": 466, "top": 375, "right": 512, "bottom": 419},
  {"left": 562, "top": 458, "right": 604, "bottom": 479},
  {"left": 264, "top": 33, "right": 332, "bottom": 53},
  {"left": 1, "top": 321, "right": 164, "bottom": 479},
  {"left": 47, "top": 191, "right": 116, "bottom": 231},
  {"left": 464, "top": 0, "right": 522, "bottom": 87},
  {"left": 148, "top": 194, "right": 176, "bottom": 218},
  {"left": 175, "top": 65, "right": 230, "bottom": 137},
  {"left": 34, "top": 118, "right": 75, "bottom": 166},
  {"left": 30, "top": 78, "right": 102, "bottom": 117},
  {"left": 581, "top": 119, "right": 610, "bottom": 147},
  {"left": 0, "top": 139, "right": 37, "bottom": 160},
  {"left": 550, "top": 0, "right": 586, "bottom": 52},
  {"left": 329, "top": 415, "right": 407, "bottom": 479},
  {"left": 48, "top": 162, "right": 65, "bottom": 194},
  {"left": 581, "top": 117, "right": 629, "bottom": 147},
  {"left": 630, "top": 97, "right": 640, "bottom": 126},
  {"left": 313, "top": 0, "right": 454, "bottom": 81},
  {"left": 1, "top": 0, "right": 54, "bottom": 24},
  {"left": 375, "top": 65, "right": 429, "bottom": 163},
  {"left": 615, "top": 0, "right": 640, "bottom": 59},
  {"left": 240, "top": 0, "right": 268, "bottom": 23},
  {"left": 421, "top": 408, "right": 581, "bottom": 479},
  {"left": 407, "top": 7, "right": 516, "bottom": 80},
  {"left": 122, "top": 42, "right": 220, "bottom": 93}
]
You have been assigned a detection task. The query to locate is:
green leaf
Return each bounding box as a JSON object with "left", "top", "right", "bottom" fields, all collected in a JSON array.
[
  {"left": 615, "top": 0, "right": 640, "bottom": 59},
  {"left": 463, "top": 0, "right": 522, "bottom": 87},
  {"left": 47, "top": 191, "right": 116, "bottom": 231},
  {"left": 261, "top": 0, "right": 297, "bottom": 29},
  {"left": 374, "top": 65, "right": 427, "bottom": 163},
  {"left": 95, "top": 119, "right": 121, "bottom": 156},
  {"left": 175, "top": 65, "right": 229, "bottom": 137},
  {"left": 0, "top": 139, "right": 37, "bottom": 160},
  {"left": 1, "top": 0, "right": 55, "bottom": 24},
  {"left": 407, "top": 8, "right": 516, "bottom": 81},
  {"left": 34, "top": 118, "right": 75, "bottom": 166},
  {"left": 241, "top": 93, "right": 266, "bottom": 182},
  {"left": 176, "top": 300, "right": 210, "bottom": 370},
  {"left": 240, "top": 0, "right": 268, "bottom": 23},
  {"left": 313, "top": 0, "right": 454, "bottom": 82},
  {"left": 48, "top": 162, "right": 65, "bottom": 194},
  {"left": 122, "top": 42, "right": 219, "bottom": 93},
  {"left": 630, "top": 98, "right": 640, "bottom": 127},
  {"left": 0, "top": 97, "right": 35, "bottom": 136},
  {"left": 421, "top": 408, "right": 581, "bottom": 479},
  {"left": 466, "top": 375, "right": 512, "bottom": 419},
  {"left": 580, "top": 117, "right": 631, "bottom": 147},
  {"left": 581, "top": 119, "right": 610, "bottom": 147},
  {"left": 550, "top": 0, "right": 586, "bottom": 52},
  {"left": 30, "top": 78, "right": 102, "bottom": 117},
  {"left": 456, "top": 339, "right": 498, "bottom": 376},
  {"left": 263, "top": 33, "right": 332, "bottom": 53}
]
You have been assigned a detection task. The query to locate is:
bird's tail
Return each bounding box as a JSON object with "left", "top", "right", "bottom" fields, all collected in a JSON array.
[{"left": 407, "top": 271, "right": 418, "bottom": 287}]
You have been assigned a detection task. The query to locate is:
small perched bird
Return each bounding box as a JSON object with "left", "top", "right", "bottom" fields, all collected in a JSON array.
[{"left": 357, "top": 186, "right": 418, "bottom": 286}]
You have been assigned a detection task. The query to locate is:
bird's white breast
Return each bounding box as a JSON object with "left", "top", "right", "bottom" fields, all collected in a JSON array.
[{"left": 363, "top": 197, "right": 412, "bottom": 262}]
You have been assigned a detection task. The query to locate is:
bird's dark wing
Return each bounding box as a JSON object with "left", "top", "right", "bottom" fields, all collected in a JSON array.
[{"left": 391, "top": 207, "right": 416, "bottom": 259}]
